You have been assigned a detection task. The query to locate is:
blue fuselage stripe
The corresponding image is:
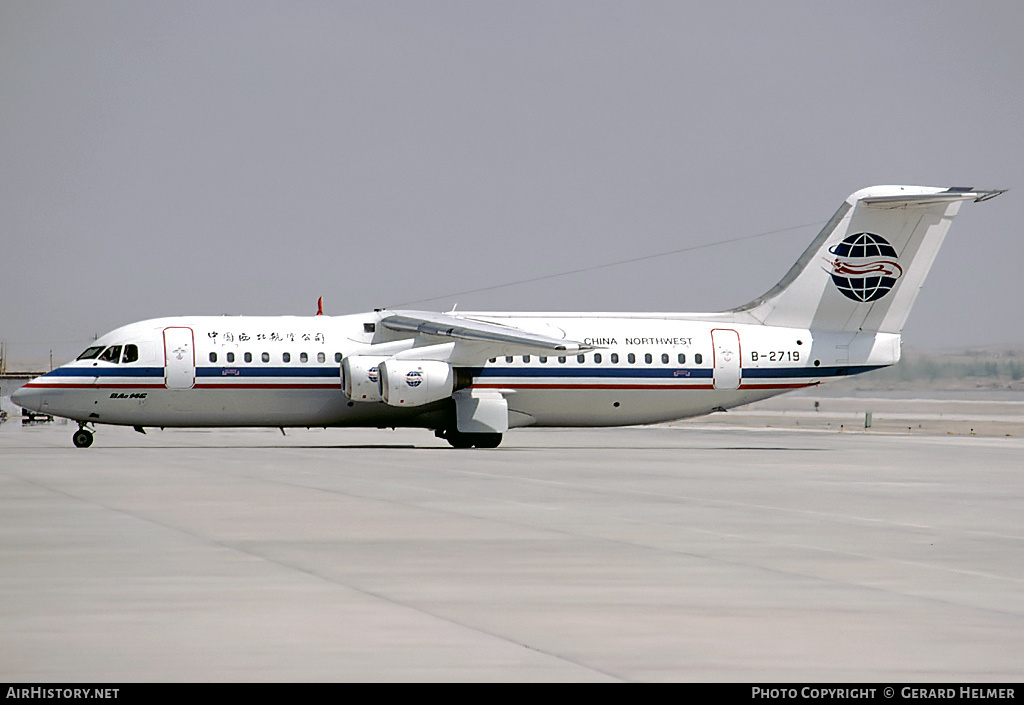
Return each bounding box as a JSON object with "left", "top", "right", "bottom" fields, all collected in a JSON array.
[
  {"left": 743, "top": 365, "right": 884, "bottom": 378},
  {"left": 196, "top": 366, "right": 337, "bottom": 378},
  {"left": 45, "top": 367, "right": 164, "bottom": 377},
  {"left": 39, "top": 364, "right": 884, "bottom": 384},
  {"left": 467, "top": 367, "right": 713, "bottom": 379}
]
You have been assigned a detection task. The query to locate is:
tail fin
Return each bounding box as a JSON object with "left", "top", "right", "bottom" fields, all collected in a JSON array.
[{"left": 733, "top": 185, "right": 1004, "bottom": 334}]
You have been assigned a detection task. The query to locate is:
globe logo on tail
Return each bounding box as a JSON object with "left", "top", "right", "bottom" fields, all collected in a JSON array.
[{"left": 825, "top": 232, "right": 903, "bottom": 302}]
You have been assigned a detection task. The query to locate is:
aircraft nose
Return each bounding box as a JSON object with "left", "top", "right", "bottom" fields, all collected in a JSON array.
[{"left": 11, "top": 384, "right": 44, "bottom": 412}]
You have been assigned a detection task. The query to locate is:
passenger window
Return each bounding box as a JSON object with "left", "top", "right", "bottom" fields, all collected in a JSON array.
[
  {"left": 611, "top": 353, "right": 619, "bottom": 364},
  {"left": 661, "top": 353, "right": 669, "bottom": 364},
  {"left": 577, "top": 355, "right": 585, "bottom": 363},
  {"left": 122, "top": 344, "right": 139, "bottom": 363},
  {"left": 695, "top": 353, "right": 703, "bottom": 364},
  {"left": 506, "top": 356, "right": 514, "bottom": 363},
  {"left": 210, "top": 352, "right": 217, "bottom": 363},
  {"left": 318, "top": 352, "right": 326, "bottom": 363},
  {"left": 227, "top": 352, "right": 235, "bottom": 363},
  {"left": 539, "top": 356, "right": 547, "bottom": 363},
  {"left": 77, "top": 346, "right": 105, "bottom": 360},
  {"left": 523, "top": 355, "right": 530, "bottom": 363},
  {"left": 244, "top": 352, "right": 252, "bottom": 363},
  {"left": 594, "top": 353, "right": 602, "bottom": 364},
  {"left": 262, "top": 352, "right": 270, "bottom": 363},
  {"left": 283, "top": 353, "right": 291, "bottom": 363},
  {"left": 300, "top": 352, "right": 308, "bottom": 363},
  {"left": 644, "top": 353, "right": 652, "bottom": 364},
  {"left": 335, "top": 353, "right": 342, "bottom": 363},
  {"left": 99, "top": 345, "right": 122, "bottom": 363},
  {"left": 489, "top": 358, "right": 496, "bottom": 363},
  {"left": 627, "top": 353, "right": 636, "bottom": 364},
  {"left": 558, "top": 356, "right": 566, "bottom": 364},
  {"left": 678, "top": 353, "right": 686, "bottom": 364}
]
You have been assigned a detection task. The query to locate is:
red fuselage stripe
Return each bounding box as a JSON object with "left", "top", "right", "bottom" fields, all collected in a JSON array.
[
  {"left": 23, "top": 382, "right": 165, "bottom": 389},
  {"left": 25, "top": 381, "right": 814, "bottom": 392}
]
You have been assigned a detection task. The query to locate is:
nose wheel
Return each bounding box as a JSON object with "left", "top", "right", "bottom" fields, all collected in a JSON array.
[{"left": 72, "top": 426, "right": 94, "bottom": 448}]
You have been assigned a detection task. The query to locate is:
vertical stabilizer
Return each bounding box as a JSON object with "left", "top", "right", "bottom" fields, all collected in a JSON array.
[{"left": 733, "top": 186, "right": 1003, "bottom": 334}]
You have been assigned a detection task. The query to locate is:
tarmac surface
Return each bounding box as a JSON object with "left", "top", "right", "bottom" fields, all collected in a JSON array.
[{"left": 1, "top": 404, "right": 1023, "bottom": 682}]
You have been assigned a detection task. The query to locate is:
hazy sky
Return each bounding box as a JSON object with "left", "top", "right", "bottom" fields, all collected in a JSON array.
[{"left": 3, "top": 1, "right": 1022, "bottom": 365}]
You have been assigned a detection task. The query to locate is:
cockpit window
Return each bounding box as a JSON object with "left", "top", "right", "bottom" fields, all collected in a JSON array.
[
  {"left": 77, "top": 346, "right": 105, "bottom": 360},
  {"left": 98, "top": 345, "right": 122, "bottom": 363},
  {"left": 122, "top": 344, "right": 139, "bottom": 363}
]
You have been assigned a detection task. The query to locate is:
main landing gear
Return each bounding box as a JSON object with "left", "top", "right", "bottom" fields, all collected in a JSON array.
[
  {"left": 435, "top": 428, "right": 503, "bottom": 449},
  {"left": 72, "top": 425, "right": 94, "bottom": 449}
]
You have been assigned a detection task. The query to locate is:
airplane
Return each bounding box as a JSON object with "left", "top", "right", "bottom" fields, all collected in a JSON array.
[{"left": 12, "top": 184, "right": 1004, "bottom": 449}]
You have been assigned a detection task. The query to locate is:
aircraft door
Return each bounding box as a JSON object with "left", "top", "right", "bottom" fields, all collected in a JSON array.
[
  {"left": 164, "top": 327, "right": 196, "bottom": 389},
  {"left": 711, "top": 329, "right": 741, "bottom": 390}
]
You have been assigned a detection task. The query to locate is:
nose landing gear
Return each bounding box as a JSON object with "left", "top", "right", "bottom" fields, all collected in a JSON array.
[{"left": 72, "top": 425, "right": 94, "bottom": 448}]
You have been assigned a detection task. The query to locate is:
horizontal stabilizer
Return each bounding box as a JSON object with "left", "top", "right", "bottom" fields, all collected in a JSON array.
[{"left": 859, "top": 187, "right": 1006, "bottom": 207}]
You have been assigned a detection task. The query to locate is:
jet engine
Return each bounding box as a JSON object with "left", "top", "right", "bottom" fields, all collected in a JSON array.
[
  {"left": 341, "top": 355, "right": 386, "bottom": 402},
  {"left": 378, "top": 360, "right": 455, "bottom": 407}
]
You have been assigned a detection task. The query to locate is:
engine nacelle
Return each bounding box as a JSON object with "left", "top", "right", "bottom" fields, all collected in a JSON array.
[
  {"left": 379, "top": 360, "right": 455, "bottom": 407},
  {"left": 341, "top": 355, "right": 386, "bottom": 402}
]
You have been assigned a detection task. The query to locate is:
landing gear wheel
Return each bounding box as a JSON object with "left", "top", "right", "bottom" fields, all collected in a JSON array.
[
  {"left": 471, "top": 433, "right": 502, "bottom": 449},
  {"left": 442, "top": 429, "right": 502, "bottom": 449},
  {"left": 445, "top": 430, "right": 475, "bottom": 449},
  {"left": 72, "top": 428, "right": 94, "bottom": 449}
]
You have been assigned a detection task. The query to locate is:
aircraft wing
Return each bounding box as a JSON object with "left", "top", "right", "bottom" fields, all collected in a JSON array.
[{"left": 380, "top": 310, "right": 593, "bottom": 357}]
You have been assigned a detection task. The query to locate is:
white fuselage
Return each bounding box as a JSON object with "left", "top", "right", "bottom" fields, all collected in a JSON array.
[
  {"left": 13, "top": 185, "right": 999, "bottom": 447},
  {"left": 14, "top": 311, "right": 897, "bottom": 430}
]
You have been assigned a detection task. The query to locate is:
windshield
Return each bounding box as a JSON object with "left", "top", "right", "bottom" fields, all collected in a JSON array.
[
  {"left": 98, "top": 346, "right": 122, "bottom": 363},
  {"left": 77, "top": 346, "right": 105, "bottom": 360}
]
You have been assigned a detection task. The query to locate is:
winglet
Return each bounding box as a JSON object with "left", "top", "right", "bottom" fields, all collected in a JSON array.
[{"left": 316, "top": 296, "right": 323, "bottom": 316}]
